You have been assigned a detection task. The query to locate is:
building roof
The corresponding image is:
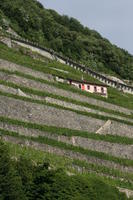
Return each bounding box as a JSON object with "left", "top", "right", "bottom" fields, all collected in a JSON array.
[{"left": 67, "top": 78, "right": 108, "bottom": 87}]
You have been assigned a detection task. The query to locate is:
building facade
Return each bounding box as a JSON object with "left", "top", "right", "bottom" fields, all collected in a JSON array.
[
  {"left": 55, "top": 76, "right": 108, "bottom": 98},
  {"left": 69, "top": 79, "right": 108, "bottom": 97}
]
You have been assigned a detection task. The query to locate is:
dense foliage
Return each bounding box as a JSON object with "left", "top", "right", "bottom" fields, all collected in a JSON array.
[
  {"left": 0, "top": 0, "right": 133, "bottom": 80},
  {"left": 0, "top": 140, "right": 131, "bottom": 200}
]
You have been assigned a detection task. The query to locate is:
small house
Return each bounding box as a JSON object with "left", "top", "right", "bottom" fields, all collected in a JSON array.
[
  {"left": 54, "top": 76, "right": 108, "bottom": 98},
  {"left": 68, "top": 79, "right": 108, "bottom": 97}
]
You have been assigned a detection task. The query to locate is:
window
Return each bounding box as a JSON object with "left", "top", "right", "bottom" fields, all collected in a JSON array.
[
  {"left": 101, "top": 87, "right": 104, "bottom": 93},
  {"left": 94, "top": 86, "right": 97, "bottom": 92},
  {"left": 87, "top": 85, "right": 90, "bottom": 90},
  {"left": 79, "top": 84, "right": 81, "bottom": 89}
]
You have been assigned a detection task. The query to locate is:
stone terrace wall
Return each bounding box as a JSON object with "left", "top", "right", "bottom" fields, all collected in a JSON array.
[
  {"left": 0, "top": 121, "right": 133, "bottom": 160},
  {"left": 0, "top": 95, "right": 104, "bottom": 133},
  {"left": 2, "top": 135, "right": 133, "bottom": 173},
  {"left": 8, "top": 35, "right": 133, "bottom": 94},
  {"left": 0, "top": 95, "right": 132, "bottom": 136},
  {"left": 0, "top": 59, "right": 54, "bottom": 82},
  {"left": 0, "top": 70, "right": 132, "bottom": 116}
]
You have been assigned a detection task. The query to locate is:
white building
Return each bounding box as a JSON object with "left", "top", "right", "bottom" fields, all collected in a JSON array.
[
  {"left": 68, "top": 79, "right": 108, "bottom": 98},
  {"left": 55, "top": 76, "right": 108, "bottom": 98}
]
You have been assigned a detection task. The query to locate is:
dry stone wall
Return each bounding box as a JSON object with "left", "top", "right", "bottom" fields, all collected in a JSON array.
[
  {"left": 45, "top": 97, "right": 133, "bottom": 123},
  {"left": 0, "top": 59, "right": 54, "bottom": 82},
  {"left": 2, "top": 135, "right": 133, "bottom": 173},
  {"left": 0, "top": 77, "right": 132, "bottom": 124},
  {"left": 100, "top": 121, "right": 133, "bottom": 138},
  {"left": 1, "top": 81, "right": 133, "bottom": 130},
  {"left": 0, "top": 79, "right": 133, "bottom": 136},
  {"left": 0, "top": 36, "right": 11, "bottom": 48},
  {"left": 0, "top": 69, "right": 132, "bottom": 116},
  {"left": 0, "top": 95, "right": 104, "bottom": 132},
  {"left": 0, "top": 121, "right": 133, "bottom": 160},
  {"left": 14, "top": 41, "right": 55, "bottom": 60},
  {"left": 0, "top": 83, "right": 46, "bottom": 101}
]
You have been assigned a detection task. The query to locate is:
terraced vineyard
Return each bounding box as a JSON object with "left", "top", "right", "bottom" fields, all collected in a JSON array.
[{"left": 0, "top": 41, "right": 133, "bottom": 198}]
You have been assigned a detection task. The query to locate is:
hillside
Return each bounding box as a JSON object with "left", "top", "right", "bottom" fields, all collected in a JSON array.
[
  {"left": 0, "top": 0, "right": 133, "bottom": 80},
  {"left": 0, "top": 35, "right": 133, "bottom": 198},
  {"left": 1, "top": 142, "right": 130, "bottom": 200},
  {"left": 0, "top": 0, "right": 133, "bottom": 199}
]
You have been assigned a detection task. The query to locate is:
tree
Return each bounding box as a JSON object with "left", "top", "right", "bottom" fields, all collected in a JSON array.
[{"left": 0, "top": 140, "right": 26, "bottom": 200}]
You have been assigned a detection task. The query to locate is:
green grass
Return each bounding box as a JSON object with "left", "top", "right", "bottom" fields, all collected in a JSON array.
[
  {"left": 6, "top": 141, "right": 133, "bottom": 190},
  {"left": 7, "top": 141, "right": 133, "bottom": 182},
  {"left": 5, "top": 142, "right": 133, "bottom": 189},
  {"left": 1, "top": 127, "right": 133, "bottom": 168},
  {"left": 8, "top": 141, "right": 73, "bottom": 170},
  {"left": 0, "top": 42, "right": 133, "bottom": 110},
  {"left": 0, "top": 43, "right": 99, "bottom": 83}
]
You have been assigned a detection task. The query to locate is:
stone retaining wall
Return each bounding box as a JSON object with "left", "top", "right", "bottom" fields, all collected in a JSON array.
[
  {"left": 0, "top": 121, "right": 133, "bottom": 160},
  {"left": 0, "top": 95, "right": 104, "bottom": 132},
  {"left": 0, "top": 70, "right": 132, "bottom": 116},
  {"left": 2, "top": 135, "right": 133, "bottom": 173},
  {"left": 0, "top": 79, "right": 133, "bottom": 136},
  {"left": 0, "top": 59, "right": 54, "bottom": 82},
  {"left": 45, "top": 97, "right": 133, "bottom": 123},
  {"left": 0, "top": 79, "right": 132, "bottom": 124}
]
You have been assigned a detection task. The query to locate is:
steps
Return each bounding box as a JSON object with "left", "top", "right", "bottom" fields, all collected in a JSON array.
[{"left": 96, "top": 120, "right": 112, "bottom": 134}]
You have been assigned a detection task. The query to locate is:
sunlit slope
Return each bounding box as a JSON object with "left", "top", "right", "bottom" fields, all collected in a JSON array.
[{"left": 0, "top": 42, "right": 133, "bottom": 198}]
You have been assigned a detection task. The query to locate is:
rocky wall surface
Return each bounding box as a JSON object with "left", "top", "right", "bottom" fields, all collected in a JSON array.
[
  {"left": 101, "top": 121, "right": 133, "bottom": 138},
  {"left": 45, "top": 97, "right": 133, "bottom": 123},
  {"left": 0, "top": 80, "right": 132, "bottom": 124},
  {"left": 0, "top": 83, "right": 133, "bottom": 136},
  {"left": 0, "top": 95, "right": 104, "bottom": 132},
  {"left": 13, "top": 40, "right": 55, "bottom": 60},
  {"left": 0, "top": 70, "right": 132, "bottom": 115},
  {"left": 2, "top": 135, "right": 133, "bottom": 173},
  {"left": 0, "top": 121, "right": 133, "bottom": 160},
  {"left": 0, "top": 59, "right": 54, "bottom": 82}
]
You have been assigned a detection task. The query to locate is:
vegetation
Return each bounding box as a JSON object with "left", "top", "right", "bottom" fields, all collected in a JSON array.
[
  {"left": 0, "top": 0, "right": 133, "bottom": 198},
  {"left": 7, "top": 142, "right": 133, "bottom": 187},
  {"left": 0, "top": 0, "right": 133, "bottom": 80},
  {"left": 0, "top": 140, "right": 131, "bottom": 200}
]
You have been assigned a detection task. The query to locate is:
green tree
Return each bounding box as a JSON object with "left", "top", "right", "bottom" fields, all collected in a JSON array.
[{"left": 0, "top": 140, "right": 26, "bottom": 200}]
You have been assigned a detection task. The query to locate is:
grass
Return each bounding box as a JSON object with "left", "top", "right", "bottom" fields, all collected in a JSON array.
[
  {"left": 0, "top": 116, "right": 133, "bottom": 146},
  {"left": 0, "top": 42, "right": 133, "bottom": 110},
  {"left": 6, "top": 141, "right": 133, "bottom": 190},
  {"left": 8, "top": 141, "right": 73, "bottom": 170},
  {"left": 1, "top": 127, "right": 133, "bottom": 168}
]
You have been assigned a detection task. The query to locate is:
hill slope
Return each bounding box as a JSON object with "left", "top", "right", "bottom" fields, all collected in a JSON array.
[
  {"left": 0, "top": 0, "right": 133, "bottom": 80},
  {"left": 0, "top": 40, "right": 133, "bottom": 198},
  {"left": 0, "top": 0, "right": 133, "bottom": 198}
]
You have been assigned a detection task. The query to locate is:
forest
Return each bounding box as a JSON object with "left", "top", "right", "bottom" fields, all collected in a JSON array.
[
  {"left": 0, "top": 0, "right": 133, "bottom": 80},
  {"left": 0, "top": 140, "right": 130, "bottom": 200}
]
